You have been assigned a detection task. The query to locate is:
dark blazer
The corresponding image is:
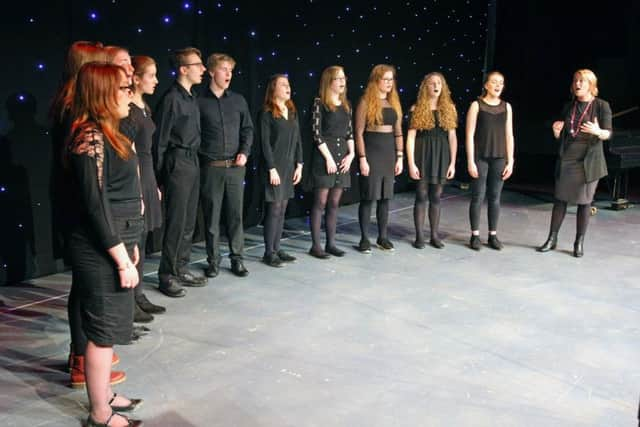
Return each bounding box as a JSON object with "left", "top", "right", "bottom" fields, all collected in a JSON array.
[{"left": 555, "top": 97, "right": 612, "bottom": 183}]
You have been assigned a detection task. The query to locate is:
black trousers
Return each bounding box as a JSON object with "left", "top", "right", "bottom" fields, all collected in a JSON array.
[
  {"left": 200, "top": 165, "right": 245, "bottom": 264},
  {"left": 158, "top": 149, "right": 200, "bottom": 279},
  {"left": 469, "top": 157, "right": 505, "bottom": 231}
]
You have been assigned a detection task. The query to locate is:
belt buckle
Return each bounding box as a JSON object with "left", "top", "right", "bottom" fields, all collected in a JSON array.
[{"left": 225, "top": 159, "right": 233, "bottom": 168}]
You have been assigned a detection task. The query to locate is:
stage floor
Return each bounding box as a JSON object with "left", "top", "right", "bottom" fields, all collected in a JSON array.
[{"left": 1, "top": 187, "right": 639, "bottom": 427}]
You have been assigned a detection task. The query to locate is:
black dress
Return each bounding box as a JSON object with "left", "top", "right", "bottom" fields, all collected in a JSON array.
[
  {"left": 413, "top": 111, "right": 452, "bottom": 184},
  {"left": 260, "top": 109, "right": 303, "bottom": 202},
  {"left": 310, "top": 98, "right": 353, "bottom": 188},
  {"left": 357, "top": 105, "right": 401, "bottom": 201},
  {"left": 66, "top": 127, "right": 143, "bottom": 345},
  {"left": 126, "top": 103, "right": 162, "bottom": 231},
  {"left": 554, "top": 98, "right": 612, "bottom": 204}
]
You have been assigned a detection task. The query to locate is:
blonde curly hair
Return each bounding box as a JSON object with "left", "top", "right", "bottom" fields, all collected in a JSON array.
[
  {"left": 410, "top": 72, "right": 457, "bottom": 131},
  {"left": 360, "top": 64, "right": 402, "bottom": 126}
]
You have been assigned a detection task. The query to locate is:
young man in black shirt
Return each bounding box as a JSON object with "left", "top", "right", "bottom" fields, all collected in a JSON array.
[
  {"left": 198, "top": 53, "right": 254, "bottom": 278},
  {"left": 153, "top": 47, "right": 208, "bottom": 297}
]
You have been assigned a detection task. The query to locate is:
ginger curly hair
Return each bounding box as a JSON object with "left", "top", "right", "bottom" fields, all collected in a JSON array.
[{"left": 409, "top": 72, "right": 457, "bottom": 131}]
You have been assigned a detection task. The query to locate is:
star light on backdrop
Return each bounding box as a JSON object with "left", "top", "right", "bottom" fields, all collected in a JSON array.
[{"left": 1, "top": 0, "right": 489, "bottom": 282}]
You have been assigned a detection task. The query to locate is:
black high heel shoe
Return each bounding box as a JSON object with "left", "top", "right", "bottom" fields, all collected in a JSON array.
[
  {"left": 537, "top": 231, "right": 558, "bottom": 252},
  {"left": 573, "top": 235, "right": 584, "bottom": 258}
]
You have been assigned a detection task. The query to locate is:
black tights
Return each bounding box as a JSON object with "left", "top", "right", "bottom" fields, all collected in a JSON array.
[
  {"left": 414, "top": 182, "right": 443, "bottom": 241},
  {"left": 359, "top": 198, "right": 390, "bottom": 240},
  {"left": 310, "top": 187, "right": 343, "bottom": 250},
  {"left": 264, "top": 200, "right": 288, "bottom": 256},
  {"left": 549, "top": 200, "right": 591, "bottom": 237}
]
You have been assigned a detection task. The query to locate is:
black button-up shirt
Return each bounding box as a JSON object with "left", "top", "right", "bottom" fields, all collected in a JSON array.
[
  {"left": 198, "top": 88, "right": 254, "bottom": 161},
  {"left": 152, "top": 82, "right": 201, "bottom": 176}
]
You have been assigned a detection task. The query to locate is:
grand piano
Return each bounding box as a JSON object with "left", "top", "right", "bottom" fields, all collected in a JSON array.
[{"left": 604, "top": 109, "right": 640, "bottom": 209}]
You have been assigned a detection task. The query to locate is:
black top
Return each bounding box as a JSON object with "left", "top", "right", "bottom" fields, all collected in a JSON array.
[
  {"left": 152, "top": 82, "right": 201, "bottom": 177},
  {"left": 198, "top": 88, "right": 254, "bottom": 161},
  {"left": 474, "top": 99, "right": 507, "bottom": 158},
  {"left": 68, "top": 126, "right": 141, "bottom": 249},
  {"left": 125, "top": 103, "right": 162, "bottom": 231},
  {"left": 311, "top": 98, "right": 353, "bottom": 145},
  {"left": 260, "top": 109, "right": 303, "bottom": 171}
]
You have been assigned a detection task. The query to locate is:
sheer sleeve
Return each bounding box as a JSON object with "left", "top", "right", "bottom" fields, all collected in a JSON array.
[
  {"left": 345, "top": 106, "right": 354, "bottom": 142},
  {"left": 311, "top": 98, "right": 325, "bottom": 146},
  {"left": 294, "top": 113, "right": 303, "bottom": 164},
  {"left": 394, "top": 110, "right": 404, "bottom": 152},
  {"left": 354, "top": 100, "right": 367, "bottom": 157},
  {"left": 69, "top": 127, "right": 120, "bottom": 249}
]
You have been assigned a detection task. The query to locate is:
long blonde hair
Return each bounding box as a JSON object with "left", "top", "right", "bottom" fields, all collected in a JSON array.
[
  {"left": 318, "top": 65, "right": 351, "bottom": 113},
  {"left": 360, "top": 64, "right": 402, "bottom": 126},
  {"left": 410, "top": 72, "right": 457, "bottom": 131}
]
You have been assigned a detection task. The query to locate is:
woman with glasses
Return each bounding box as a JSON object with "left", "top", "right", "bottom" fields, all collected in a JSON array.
[
  {"left": 406, "top": 72, "right": 458, "bottom": 249},
  {"left": 308, "top": 65, "right": 355, "bottom": 258},
  {"left": 259, "top": 74, "right": 303, "bottom": 267},
  {"left": 465, "top": 70, "right": 514, "bottom": 251},
  {"left": 537, "top": 69, "right": 611, "bottom": 257},
  {"left": 354, "top": 64, "right": 403, "bottom": 253},
  {"left": 65, "top": 62, "right": 143, "bottom": 427}
]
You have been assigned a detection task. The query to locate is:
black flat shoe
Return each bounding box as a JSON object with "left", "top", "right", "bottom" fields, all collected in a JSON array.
[
  {"left": 133, "top": 303, "right": 153, "bottom": 324},
  {"left": 135, "top": 294, "right": 166, "bottom": 314},
  {"left": 325, "top": 246, "right": 345, "bottom": 257},
  {"left": 412, "top": 239, "right": 426, "bottom": 249},
  {"left": 469, "top": 235, "right": 482, "bottom": 251},
  {"left": 276, "top": 250, "right": 297, "bottom": 262},
  {"left": 109, "top": 393, "right": 144, "bottom": 412},
  {"left": 376, "top": 237, "right": 394, "bottom": 251},
  {"left": 158, "top": 278, "right": 186, "bottom": 298},
  {"left": 308, "top": 248, "right": 330, "bottom": 259},
  {"left": 355, "top": 238, "right": 372, "bottom": 254},
  {"left": 488, "top": 234, "right": 503, "bottom": 250},
  {"left": 231, "top": 260, "right": 249, "bottom": 277},
  {"left": 429, "top": 238, "right": 445, "bottom": 249},
  {"left": 262, "top": 253, "right": 284, "bottom": 267}
]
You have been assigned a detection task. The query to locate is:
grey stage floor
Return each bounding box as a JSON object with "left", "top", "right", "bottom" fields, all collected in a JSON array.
[{"left": 1, "top": 188, "right": 639, "bottom": 427}]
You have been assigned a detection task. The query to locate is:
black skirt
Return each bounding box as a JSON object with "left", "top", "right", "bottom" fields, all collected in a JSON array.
[
  {"left": 414, "top": 128, "right": 450, "bottom": 185},
  {"left": 555, "top": 141, "right": 598, "bottom": 204},
  {"left": 360, "top": 131, "right": 395, "bottom": 200},
  {"left": 310, "top": 136, "right": 352, "bottom": 189},
  {"left": 70, "top": 201, "right": 143, "bottom": 346}
]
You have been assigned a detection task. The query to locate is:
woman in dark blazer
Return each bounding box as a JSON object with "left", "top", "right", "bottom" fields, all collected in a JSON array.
[{"left": 537, "top": 69, "right": 612, "bottom": 257}]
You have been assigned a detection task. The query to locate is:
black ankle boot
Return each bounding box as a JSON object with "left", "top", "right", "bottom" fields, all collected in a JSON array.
[
  {"left": 537, "top": 231, "right": 558, "bottom": 252},
  {"left": 573, "top": 235, "right": 584, "bottom": 258}
]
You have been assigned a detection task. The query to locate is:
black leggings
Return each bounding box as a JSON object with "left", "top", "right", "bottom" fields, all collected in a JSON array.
[
  {"left": 310, "top": 187, "right": 343, "bottom": 250},
  {"left": 414, "top": 182, "right": 443, "bottom": 240},
  {"left": 548, "top": 200, "right": 591, "bottom": 237},
  {"left": 264, "top": 200, "right": 289, "bottom": 256},
  {"left": 359, "top": 198, "right": 390, "bottom": 240},
  {"left": 469, "top": 157, "right": 505, "bottom": 231}
]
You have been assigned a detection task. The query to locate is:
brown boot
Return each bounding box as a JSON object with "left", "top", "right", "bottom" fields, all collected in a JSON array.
[
  {"left": 70, "top": 355, "right": 127, "bottom": 389},
  {"left": 67, "top": 347, "right": 120, "bottom": 372}
]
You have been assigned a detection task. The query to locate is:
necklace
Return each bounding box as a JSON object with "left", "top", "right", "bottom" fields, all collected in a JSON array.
[{"left": 569, "top": 98, "right": 594, "bottom": 137}]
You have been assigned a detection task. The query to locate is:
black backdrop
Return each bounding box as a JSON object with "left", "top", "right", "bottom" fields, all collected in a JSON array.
[{"left": 0, "top": 0, "right": 491, "bottom": 284}]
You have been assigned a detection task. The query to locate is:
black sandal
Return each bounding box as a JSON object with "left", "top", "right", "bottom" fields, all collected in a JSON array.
[
  {"left": 86, "top": 410, "right": 143, "bottom": 426},
  {"left": 109, "top": 392, "right": 144, "bottom": 412}
]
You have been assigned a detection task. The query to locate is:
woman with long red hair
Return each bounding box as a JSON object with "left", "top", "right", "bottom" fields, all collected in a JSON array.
[
  {"left": 259, "top": 74, "right": 303, "bottom": 267},
  {"left": 354, "top": 64, "right": 403, "bottom": 253},
  {"left": 65, "top": 62, "right": 143, "bottom": 426}
]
